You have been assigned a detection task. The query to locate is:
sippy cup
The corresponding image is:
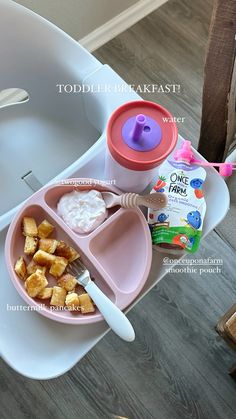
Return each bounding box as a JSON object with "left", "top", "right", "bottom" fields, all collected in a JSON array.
[{"left": 105, "top": 100, "right": 178, "bottom": 192}]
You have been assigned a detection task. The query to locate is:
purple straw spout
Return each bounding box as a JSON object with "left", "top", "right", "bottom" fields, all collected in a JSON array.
[
  {"left": 131, "top": 114, "right": 146, "bottom": 141},
  {"left": 122, "top": 113, "right": 162, "bottom": 151}
]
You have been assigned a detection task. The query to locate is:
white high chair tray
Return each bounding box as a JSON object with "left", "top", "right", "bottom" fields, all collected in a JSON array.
[{"left": 0, "top": 136, "right": 229, "bottom": 379}]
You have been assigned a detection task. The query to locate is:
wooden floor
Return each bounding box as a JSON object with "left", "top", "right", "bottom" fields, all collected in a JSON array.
[{"left": 1, "top": 0, "right": 236, "bottom": 418}]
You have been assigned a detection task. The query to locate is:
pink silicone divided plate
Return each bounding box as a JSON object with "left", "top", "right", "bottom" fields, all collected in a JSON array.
[{"left": 5, "top": 179, "right": 152, "bottom": 324}]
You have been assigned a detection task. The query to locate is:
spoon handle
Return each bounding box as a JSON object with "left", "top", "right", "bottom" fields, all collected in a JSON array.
[
  {"left": 120, "top": 193, "right": 138, "bottom": 208},
  {"left": 119, "top": 192, "right": 167, "bottom": 210},
  {"left": 137, "top": 192, "right": 168, "bottom": 210}
]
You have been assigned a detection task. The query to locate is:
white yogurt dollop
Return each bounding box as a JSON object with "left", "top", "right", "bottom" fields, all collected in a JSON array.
[{"left": 57, "top": 189, "right": 107, "bottom": 233}]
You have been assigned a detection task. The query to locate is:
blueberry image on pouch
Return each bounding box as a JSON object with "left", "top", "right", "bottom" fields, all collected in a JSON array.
[
  {"left": 187, "top": 211, "right": 202, "bottom": 229},
  {"left": 190, "top": 178, "right": 203, "bottom": 189},
  {"left": 157, "top": 213, "right": 169, "bottom": 223},
  {"left": 190, "top": 178, "right": 204, "bottom": 199}
]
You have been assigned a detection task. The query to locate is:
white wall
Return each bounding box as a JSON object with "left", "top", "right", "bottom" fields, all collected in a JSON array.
[{"left": 15, "top": 0, "right": 138, "bottom": 40}]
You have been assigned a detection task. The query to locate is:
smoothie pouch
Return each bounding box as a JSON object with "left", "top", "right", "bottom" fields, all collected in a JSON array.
[{"left": 148, "top": 141, "right": 206, "bottom": 253}]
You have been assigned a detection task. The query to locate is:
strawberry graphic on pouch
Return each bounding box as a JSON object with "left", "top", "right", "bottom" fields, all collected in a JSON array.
[{"left": 154, "top": 176, "right": 166, "bottom": 192}]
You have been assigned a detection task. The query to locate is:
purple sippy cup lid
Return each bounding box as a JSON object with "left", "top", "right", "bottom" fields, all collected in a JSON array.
[
  {"left": 122, "top": 113, "right": 162, "bottom": 152},
  {"left": 107, "top": 100, "right": 178, "bottom": 171}
]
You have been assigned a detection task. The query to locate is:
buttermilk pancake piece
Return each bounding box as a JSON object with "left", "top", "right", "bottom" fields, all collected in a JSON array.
[
  {"left": 15, "top": 256, "right": 27, "bottom": 280},
  {"left": 65, "top": 292, "right": 80, "bottom": 311},
  {"left": 39, "top": 238, "right": 58, "bottom": 254},
  {"left": 22, "top": 217, "right": 38, "bottom": 237},
  {"left": 37, "top": 219, "right": 54, "bottom": 239},
  {"left": 79, "top": 293, "right": 95, "bottom": 314},
  {"left": 57, "top": 273, "right": 77, "bottom": 291},
  {"left": 50, "top": 286, "right": 67, "bottom": 306},
  {"left": 55, "top": 240, "right": 80, "bottom": 262},
  {"left": 25, "top": 269, "right": 48, "bottom": 298},
  {"left": 24, "top": 236, "right": 38, "bottom": 255}
]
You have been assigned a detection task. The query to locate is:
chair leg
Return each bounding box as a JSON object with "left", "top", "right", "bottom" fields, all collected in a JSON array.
[
  {"left": 216, "top": 304, "right": 236, "bottom": 351},
  {"left": 198, "top": 0, "right": 236, "bottom": 162},
  {"left": 229, "top": 364, "right": 236, "bottom": 380},
  {"left": 216, "top": 305, "right": 236, "bottom": 377}
]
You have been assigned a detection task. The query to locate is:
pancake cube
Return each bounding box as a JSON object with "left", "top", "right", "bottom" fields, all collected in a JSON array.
[
  {"left": 50, "top": 286, "right": 67, "bottom": 306},
  {"left": 39, "top": 238, "right": 58, "bottom": 254},
  {"left": 33, "top": 250, "right": 56, "bottom": 267},
  {"left": 49, "top": 256, "right": 68, "bottom": 277},
  {"left": 79, "top": 293, "right": 95, "bottom": 314},
  {"left": 24, "top": 236, "right": 38, "bottom": 255},
  {"left": 25, "top": 269, "right": 48, "bottom": 298},
  {"left": 22, "top": 217, "right": 38, "bottom": 237},
  {"left": 37, "top": 219, "right": 54, "bottom": 239},
  {"left": 57, "top": 273, "right": 77, "bottom": 291},
  {"left": 14, "top": 256, "right": 27, "bottom": 280}
]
